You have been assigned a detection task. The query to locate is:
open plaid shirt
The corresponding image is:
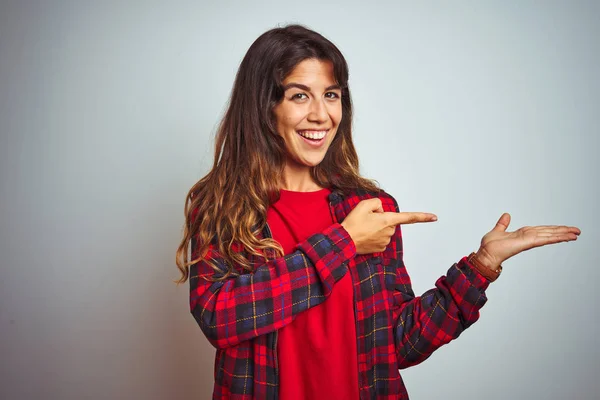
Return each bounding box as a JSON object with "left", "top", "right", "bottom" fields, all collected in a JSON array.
[{"left": 189, "top": 188, "right": 490, "bottom": 399}]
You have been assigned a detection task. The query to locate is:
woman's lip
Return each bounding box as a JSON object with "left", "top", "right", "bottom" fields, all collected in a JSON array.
[
  {"left": 296, "top": 129, "right": 329, "bottom": 147},
  {"left": 296, "top": 129, "right": 330, "bottom": 133}
]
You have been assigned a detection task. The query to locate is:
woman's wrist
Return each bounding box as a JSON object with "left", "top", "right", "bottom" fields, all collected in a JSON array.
[
  {"left": 468, "top": 250, "right": 503, "bottom": 282},
  {"left": 474, "top": 248, "right": 498, "bottom": 270}
]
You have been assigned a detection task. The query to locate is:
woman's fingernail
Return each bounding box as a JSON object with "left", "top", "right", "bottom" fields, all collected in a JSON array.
[{"left": 431, "top": 216, "right": 438, "bottom": 221}]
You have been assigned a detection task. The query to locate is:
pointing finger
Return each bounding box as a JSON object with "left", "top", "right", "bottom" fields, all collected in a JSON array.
[{"left": 382, "top": 212, "right": 438, "bottom": 227}]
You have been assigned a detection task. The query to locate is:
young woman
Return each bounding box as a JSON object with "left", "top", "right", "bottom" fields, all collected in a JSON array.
[{"left": 176, "top": 25, "right": 580, "bottom": 400}]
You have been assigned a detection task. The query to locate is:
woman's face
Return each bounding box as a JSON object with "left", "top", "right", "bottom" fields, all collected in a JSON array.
[{"left": 273, "top": 58, "right": 342, "bottom": 169}]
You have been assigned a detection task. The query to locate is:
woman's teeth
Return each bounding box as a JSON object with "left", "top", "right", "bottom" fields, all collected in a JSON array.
[{"left": 297, "top": 130, "right": 327, "bottom": 140}]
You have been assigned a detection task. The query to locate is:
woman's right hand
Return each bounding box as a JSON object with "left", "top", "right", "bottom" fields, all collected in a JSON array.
[{"left": 341, "top": 198, "right": 438, "bottom": 255}]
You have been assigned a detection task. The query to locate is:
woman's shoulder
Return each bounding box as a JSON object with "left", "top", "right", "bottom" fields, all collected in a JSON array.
[{"left": 337, "top": 187, "right": 400, "bottom": 212}]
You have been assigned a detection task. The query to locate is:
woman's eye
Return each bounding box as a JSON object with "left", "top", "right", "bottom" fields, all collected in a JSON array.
[
  {"left": 292, "top": 93, "right": 308, "bottom": 100},
  {"left": 325, "top": 92, "right": 340, "bottom": 99}
]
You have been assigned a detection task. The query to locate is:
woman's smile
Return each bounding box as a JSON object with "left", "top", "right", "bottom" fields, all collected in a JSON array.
[{"left": 296, "top": 129, "right": 330, "bottom": 147}]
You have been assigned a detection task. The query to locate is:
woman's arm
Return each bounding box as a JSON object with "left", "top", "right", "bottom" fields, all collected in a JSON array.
[
  {"left": 382, "top": 195, "right": 490, "bottom": 369},
  {"left": 189, "top": 223, "right": 356, "bottom": 349},
  {"left": 386, "top": 193, "right": 579, "bottom": 369}
]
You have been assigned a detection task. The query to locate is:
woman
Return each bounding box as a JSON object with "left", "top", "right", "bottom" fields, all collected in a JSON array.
[{"left": 176, "top": 25, "right": 580, "bottom": 399}]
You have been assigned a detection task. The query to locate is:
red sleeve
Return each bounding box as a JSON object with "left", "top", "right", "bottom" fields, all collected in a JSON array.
[{"left": 189, "top": 223, "right": 356, "bottom": 349}]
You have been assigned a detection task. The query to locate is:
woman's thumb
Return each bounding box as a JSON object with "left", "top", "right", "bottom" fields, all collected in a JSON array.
[
  {"left": 492, "top": 213, "right": 511, "bottom": 232},
  {"left": 363, "top": 198, "right": 384, "bottom": 213}
]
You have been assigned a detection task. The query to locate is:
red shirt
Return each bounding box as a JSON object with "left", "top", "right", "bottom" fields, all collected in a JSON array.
[{"left": 266, "top": 188, "right": 359, "bottom": 400}]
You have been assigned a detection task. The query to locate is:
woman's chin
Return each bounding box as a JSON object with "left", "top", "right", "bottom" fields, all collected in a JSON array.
[
  {"left": 286, "top": 154, "right": 326, "bottom": 169},
  {"left": 302, "top": 157, "right": 326, "bottom": 168}
]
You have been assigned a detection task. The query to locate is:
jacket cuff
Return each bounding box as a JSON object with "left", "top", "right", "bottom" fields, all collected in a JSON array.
[
  {"left": 454, "top": 255, "right": 491, "bottom": 291},
  {"left": 296, "top": 223, "right": 356, "bottom": 283}
]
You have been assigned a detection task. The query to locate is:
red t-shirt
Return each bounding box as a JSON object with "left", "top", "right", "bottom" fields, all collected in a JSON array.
[{"left": 266, "top": 188, "right": 359, "bottom": 400}]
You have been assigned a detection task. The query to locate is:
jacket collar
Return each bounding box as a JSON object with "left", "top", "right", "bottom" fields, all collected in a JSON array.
[{"left": 327, "top": 189, "right": 345, "bottom": 205}]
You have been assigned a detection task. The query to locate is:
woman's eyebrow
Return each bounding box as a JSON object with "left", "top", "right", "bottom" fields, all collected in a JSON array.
[
  {"left": 283, "top": 83, "right": 310, "bottom": 91},
  {"left": 282, "top": 83, "right": 342, "bottom": 91}
]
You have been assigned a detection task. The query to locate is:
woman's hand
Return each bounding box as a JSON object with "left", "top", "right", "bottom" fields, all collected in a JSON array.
[
  {"left": 341, "top": 198, "right": 437, "bottom": 255},
  {"left": 475, "top": 213, "right": 581, "bottom": 271}
]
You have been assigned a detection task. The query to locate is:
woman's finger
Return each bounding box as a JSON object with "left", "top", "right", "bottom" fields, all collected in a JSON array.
[
  {"left": 530, "top": 233, "right": 579, "bottom": 248},
  {"left": 382, "top": 212, "right": 438, "bottom": 226},
  {"left": 528, "top": 225, "right": 581, "bottom": 235}
]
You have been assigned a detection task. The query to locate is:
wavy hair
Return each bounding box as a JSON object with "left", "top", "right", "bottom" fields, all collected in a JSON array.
[{"left": 175, "top": 24, "right": 379, "bottom": 284}]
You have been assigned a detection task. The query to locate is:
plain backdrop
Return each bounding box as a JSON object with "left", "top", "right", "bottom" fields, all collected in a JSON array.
[{"left": 1, "top": 1, "right": 599, "bottom": 399}]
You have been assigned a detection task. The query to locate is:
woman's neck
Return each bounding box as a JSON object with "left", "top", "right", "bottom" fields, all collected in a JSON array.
[{"left": 280, "top": 163, "right": 324, "bottom": 192}]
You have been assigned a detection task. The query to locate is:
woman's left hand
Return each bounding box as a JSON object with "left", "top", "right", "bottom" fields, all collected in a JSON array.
[{"left": 475, "top": 213, "right": 581, "bottom": 271}]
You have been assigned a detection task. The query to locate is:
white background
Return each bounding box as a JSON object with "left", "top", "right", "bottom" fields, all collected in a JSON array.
[{"left": 1, "top": 1, "right": 598, "bottom": 399}]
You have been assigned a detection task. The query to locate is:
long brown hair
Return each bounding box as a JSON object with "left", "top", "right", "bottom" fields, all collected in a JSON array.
[{"left": 175, "top": 24, "right": 379, "bottom": 284}]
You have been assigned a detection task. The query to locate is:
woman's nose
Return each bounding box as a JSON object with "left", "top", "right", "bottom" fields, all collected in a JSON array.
[{"left": 307, "top": 98, "right": 328, "bottom": 122}]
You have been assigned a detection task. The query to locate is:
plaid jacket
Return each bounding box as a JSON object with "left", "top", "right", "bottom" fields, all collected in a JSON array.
[{"left": 189, "top": 188, "right": 490, "bottom": 399}]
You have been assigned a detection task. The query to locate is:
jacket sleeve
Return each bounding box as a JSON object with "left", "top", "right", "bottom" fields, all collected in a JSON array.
[
  {"left": 189, "top": 223, "right": 356, "bottom": 349},
  {"left": 381, "top": 194, "right": 490, "bottom": 369}
]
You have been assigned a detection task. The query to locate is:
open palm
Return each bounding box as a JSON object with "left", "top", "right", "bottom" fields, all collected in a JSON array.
[{"left": 476, "top": 213, "right": 581, "bottom": 269}]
